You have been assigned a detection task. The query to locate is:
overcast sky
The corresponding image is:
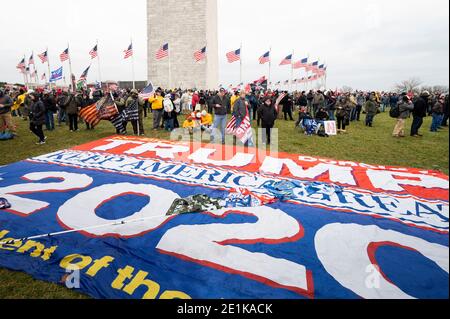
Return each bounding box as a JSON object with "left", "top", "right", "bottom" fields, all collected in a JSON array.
[{"left": 1, "top": 0, "right": 448, "bottom": 90}]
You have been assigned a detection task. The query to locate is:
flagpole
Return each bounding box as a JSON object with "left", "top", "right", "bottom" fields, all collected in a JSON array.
[
  {"left": 239, "top": 42, "right": 242, "bottom": 86},
  {"left": 67, "top": 43, "right": 75, "bottom": 93},
  {"left": 96, "top": 39, "right": 102, "bottom": 88},
  {"left": 46, "top": 47, "right": 52, "bottom": 89},
  {"left": 168, "top": 42, "right": 172, "bottom": 89},
  {"left": 290, "top": 49, "right": 294, "bottom": 92},
  {"left": 268, "top": 47, "right": 272, "bottom": 91},
  {"left": 131, "top": 38, "right": 136, "bottom": 90},
  {"left": 22, "top": 55, "right": 27, "bottom": 87}
]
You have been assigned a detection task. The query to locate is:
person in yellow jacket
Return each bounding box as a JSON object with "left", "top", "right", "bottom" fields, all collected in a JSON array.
[
  {"left": 200, "top": 110, "right": 213, "bottom": 131},
  {"left": 12, "top": 89, "right": 26, "bottom": 113},
  {"left": 148, "top": 89, "right": 164, "bottom": 130},
  {"left": 230, "top": 91, "right": 239, "bottom": 113}
]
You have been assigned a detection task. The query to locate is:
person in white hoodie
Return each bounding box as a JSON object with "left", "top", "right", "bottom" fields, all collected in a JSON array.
[{"left": 163, "top": 93, "right": 175, "bottom": 131}]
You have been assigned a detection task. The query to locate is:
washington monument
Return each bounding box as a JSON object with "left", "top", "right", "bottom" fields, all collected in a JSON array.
[{"left": 147, "top": 0, "right": 219, "bottom": 89}]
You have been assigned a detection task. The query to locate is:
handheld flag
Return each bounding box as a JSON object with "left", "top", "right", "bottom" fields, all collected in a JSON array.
[
  {"left": 139, "top": 82, "right": 155, "bottom": 100},
  {"left": 49, "top": 67, "right": 63, "bottom": 82}
]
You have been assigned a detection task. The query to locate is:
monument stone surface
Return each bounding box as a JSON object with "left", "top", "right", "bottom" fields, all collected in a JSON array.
[{"left": 147, "top": 0, "right": 219, "bottom": 89}]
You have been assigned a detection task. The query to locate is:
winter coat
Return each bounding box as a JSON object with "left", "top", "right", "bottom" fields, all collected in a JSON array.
[
  {"left": 0, "top": 95, "right": 13, "bottom": 115},
  {"left": 313, "top": 93, "right": 325, "bottom": 106},
  {"left": 212, "top": 94, "right": 228, "bottom": 116},
  {"left": 364, "top": 100, "right": 378, "bottom": 116},
  {"left": 432, "top": 102, "right": 444, "bottom": 114},
  {"left": 63, "top": 94, "right": 80, "bottom": 115},
  {"left": 30, "top": 100, "right": 46, "bottom": 125},
  {"left": 398, "top": 102, "right": 414, "bottom": 119},
  {"left": 335, "top": 100, "right": 352, "bottom": 118},
  {"left": 43, "top": 95, "right": 57, "bottom": 113},
  {"left": 233, "top": 98, "right": 247, "bottom": 121},
  {"left": 412, "top": 97, "right": 428, "bottom": 118},
  {"left": 257, "top": 103, "right": 278, "bottom": 127}
]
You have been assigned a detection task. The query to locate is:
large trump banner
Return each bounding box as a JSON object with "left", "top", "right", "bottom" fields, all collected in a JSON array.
[{"left": 0, "top": 136, "right": 448, "bottom": 299}]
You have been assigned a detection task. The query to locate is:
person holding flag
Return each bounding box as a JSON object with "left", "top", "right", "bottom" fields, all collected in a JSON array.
[{"left": 230, "top": 89, "right": 253, "bottom": 147}]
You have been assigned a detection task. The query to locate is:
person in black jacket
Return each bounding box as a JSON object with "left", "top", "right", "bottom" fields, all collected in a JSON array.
[
  {"left": 280, "top": 92, "right": 294, "bottom": 121},
  {"left": 42, "top": 92, "right": 56, "bottom": 131},
  {"left": 29, "top": 92, "right": 46, "bottom": 144},
  {"left": 411, "top": 91, "right": 430, "bottom": 137},
  {"left": 257, "top": 97, "right": 278, "bottom": 145}
]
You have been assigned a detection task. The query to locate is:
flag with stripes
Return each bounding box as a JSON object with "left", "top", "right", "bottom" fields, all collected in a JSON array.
[
  {"left": 97, "top": 94, "right": 119, "bottom": 120},
  {"left": 41, "top": 73, "right": 46, "bottom": 81},
  {"left": 225, "top": 109, "right": 253, "bottom": 144},
  {"left": 60, "top": 48, "right": 69, "bottom": 62},
  {"left": 226, "top": 48, "right": 240, "bottom": 63},
  {"left": 124, "top": 43, "right": 133, "bottom": 59},
  {"left": 38, "top": 51, "right": 48, "bottom": 63},
  {"left": 293, "top": 57, "right": 308, "bottom": 69},
  {"left": 122, "top": 98, "right": 139, "bottom": 121},
  {"left": 139, "top": 82, "right": 155, "bottom": 100},
  {"left": 79, "top": 66, "right": 90, "bottom": 81},
  {"left": 274, "top": 92, "right": 287, "bottom": 112},
  {"left": 259, "top": 51, "right": 270, "bottom": 64},
  {"left": 79, "top": 103, "right": 102, "bottom": 127},
  {"left": 194, "top": 46, "right": 207, "bottom": 62},
  {"left": 89, "top": 45, "right": 98, "bottom": 59},
  {"left": 28, "top": 54, "right": 35, "bottom": 66},
  {"left": 279, "top": 54, "right": 292, "bottom": 66},
  {"left": 156, "top": 43, "right": 169, "bottom": 60},
  {"left": 79, "top": 94, "right": 119, "bottom": 128},
  {"left": 16, "top": 58, "right": 26, "bottom": 70}
]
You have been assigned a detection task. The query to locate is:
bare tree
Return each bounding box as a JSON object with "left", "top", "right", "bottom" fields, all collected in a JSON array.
[
  {"left": 341, "top": 86, "right": 353, "bottom": 93},
  {"left": 394, "top": 77, "right": 422, "bottom": 93}
]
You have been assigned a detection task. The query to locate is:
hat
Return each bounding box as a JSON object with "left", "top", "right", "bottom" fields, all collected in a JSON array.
[
  {"left": 0, "top": 197, "right": 11, "bottom": 209},
  {"left": 196, "top": 112, "right": 202, "bottom": 119},
  {"left": 131, "top": 89, "right": 138, "bottom": 95},
  {"left": 421, "top": 91, "right": 430, "bottom": 97},
  {"left": 201, "top": 110, "right": 207, "bottom": 116}
]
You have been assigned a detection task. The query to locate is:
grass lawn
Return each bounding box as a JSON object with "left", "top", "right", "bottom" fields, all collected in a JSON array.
[{"left": 0, "top": 111, "right": 448, "bottom": 299}]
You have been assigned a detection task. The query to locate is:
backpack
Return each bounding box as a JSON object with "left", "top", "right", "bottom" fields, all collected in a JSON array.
[
  {"left": 389, "top": 105, "right": 400, "bottom": 118},
  {"left": 163, "top": 98, "right": 174, "bottom": 113}
]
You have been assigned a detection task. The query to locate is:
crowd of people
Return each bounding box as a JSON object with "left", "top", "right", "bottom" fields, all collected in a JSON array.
[{"left": 0, "top": 84, "right": 449, "bottom": 145}]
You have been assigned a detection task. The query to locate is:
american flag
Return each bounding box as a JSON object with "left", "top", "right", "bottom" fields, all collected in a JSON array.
[
  {"left": 259, "top": 51, "right": 270, "bottom": 64},
  {"left": 279, "top": 54, "right": 292, "bottom": 66},
  {"left": 80, "top": 66, "right": 90, "bottom": 81},
  {"left": 156, "top": 43, "right": 169, "bottom": 60},
  {"left": 38, "top": 51, "right": 48, "bottom": 63},
  {"left": 284, "top": 80, "right": 289, "bottom": 85},
  {"left": 194, "top": 46, "right": 206, "bottom": 62},
  {"left": 123, "top": 43, "right": 133, "bottom": 59},
  {"left": 293, "top": 57, "right": 308, "bottom": 69},
  {"left": 89, "top": 45, "right": 98, "bottom": 59},
  {"left": 16, "top": 58, "right": 26, "bottom": 70},
  {"left": 139, "top": 82, "right": 155, "bottom": 100},
  {"left": 41, "top": 73, "right": 46, "bottom": 81},
  {"left": 226, "top": 48, "right": 240, "bottom": 63},
  {"left": 28, "top": 54, "right": 35, "bottom": 65},
  {"left": 60, "top": 48, "right": 69, "bottom": 62},
  {"left": 275, "top": 92, "right": 287, "bottom": 112}
]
